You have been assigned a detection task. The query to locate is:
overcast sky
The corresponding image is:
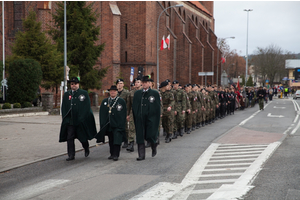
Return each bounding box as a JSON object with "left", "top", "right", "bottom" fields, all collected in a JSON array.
[{"left": 214, "top": 1, "right": 300, "bottom": 56}]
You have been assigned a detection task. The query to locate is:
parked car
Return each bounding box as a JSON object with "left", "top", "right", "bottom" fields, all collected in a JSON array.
[{"left": 293, "top": 90, "right": 300, "bottom": 99}]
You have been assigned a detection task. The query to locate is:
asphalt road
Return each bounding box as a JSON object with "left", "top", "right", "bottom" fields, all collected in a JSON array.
[{"left": 0, "top": 97, "right": 299, "bottom": 200}]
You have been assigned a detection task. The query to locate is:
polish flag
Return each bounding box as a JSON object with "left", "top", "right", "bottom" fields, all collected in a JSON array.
[
  {"left": 221, "top": 57, "right": 226, "bottom": 64},
  {"left": 165, "top": 34, "right": 170, "bottom": 50},
  {"left": 237, "top": 77, "right": 240, "bottom": 91},
  {"left": 160, "top": 35, "right": 167, "bottom": 50}
]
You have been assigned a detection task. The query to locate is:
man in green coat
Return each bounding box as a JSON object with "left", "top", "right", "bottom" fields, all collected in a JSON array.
[
  {"left": 95, "top": 85, "right": 127, "bottom": 161},
  {"left": 132, "top": 76, "right": 161, "bottom": 161},
  {"left": 59, "top": 77, "right": 97, "bottom": 161}
]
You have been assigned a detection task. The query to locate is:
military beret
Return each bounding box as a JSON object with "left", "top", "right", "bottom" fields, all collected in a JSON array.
[
  {"left": 116, "top": 79, "right": 124, "bottom": 84},
  {"left": 130, "top": 83, "right": 135, "bottom": 87},
  {"left": 149, "top": 79, "right": 154, "bottom": 82},
  {"left": 160, "top": 81, "right": 168, "bottom": 88},
  {"left": 172, "top": 80, "right": 179, "bottom": 84},
  {"left": 165, "top": 79, "right": 171, "bottom": 83}
]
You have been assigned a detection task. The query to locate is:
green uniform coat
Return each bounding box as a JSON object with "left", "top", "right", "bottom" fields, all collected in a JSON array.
[
  {"left": 96, "top": 97, "right": 127, "bottom": 145},
  {"left": 59, "top": 89, "right": 97, "bottom": 143},
  {"left": 132, "top": 88, "right": 161, "bottom": 144}
]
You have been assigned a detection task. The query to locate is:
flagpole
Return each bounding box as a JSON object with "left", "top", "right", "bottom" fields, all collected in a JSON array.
[{"left": 156, "top": 4, "right": 183, "bottom": 89}]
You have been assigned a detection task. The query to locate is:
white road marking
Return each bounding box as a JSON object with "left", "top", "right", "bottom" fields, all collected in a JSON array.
[
  {"left": 3, "top": 179, "right": 70, "bottom": 200},
  {"left": 267, "top": 113, "right": 284, "bottom": 118},
  {"left": 273, "top": 106, "right": 285, "bottom": 109},
  {"left": 130, "top": 143, "right": 280, "bottom": 200}
]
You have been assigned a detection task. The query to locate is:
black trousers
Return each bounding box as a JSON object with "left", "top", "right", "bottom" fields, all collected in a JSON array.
[
  {"left": 230, "top": 100, "right": 235, "bottom": 113},
  {"left": 107, "top": 131, "right": 121, "bottom": 158},
  {"left": 67, "top": 125, "right": 89, "bottom": 158}
]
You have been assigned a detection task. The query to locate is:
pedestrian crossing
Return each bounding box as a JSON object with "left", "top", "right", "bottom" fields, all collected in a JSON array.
[{"left": 131, "top": 142, "right": 280, "bottom": 200}]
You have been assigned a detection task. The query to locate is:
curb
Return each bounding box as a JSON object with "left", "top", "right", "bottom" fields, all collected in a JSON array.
[
  {"left": 0, "top": 142, "right": 108, "bottom": 173},
  {"left": 0, "top": 112, "right": 49, "bottom": 119}
]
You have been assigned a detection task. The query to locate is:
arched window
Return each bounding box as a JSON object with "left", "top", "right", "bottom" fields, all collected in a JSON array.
[
  {"left": 179, "top": 8, "right": 181, "bottom": 16},
  {"left": 183, "top": 10, "right": 186, "bottom": 21},
  {"left": 203, "top": 20, "right": 205, "bottom": 27},
  {"left": 195, "top": 17, "right": 198, "bottom": 25},
  {"left": 206, "top": 22, "right": 208, "bottom": 29},
  {"left": 192, "top": 15, "right": 194, "bottom": 21}
]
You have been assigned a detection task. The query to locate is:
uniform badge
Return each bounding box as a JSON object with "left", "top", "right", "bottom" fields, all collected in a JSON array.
[
  {"left": 104, "top": 102, "right": 107, "bottom": 106},
  {"left": 149, "top": 96, "right": 155, "bottom": 103},
  {"left": 69, "top": 95, "right": 72, "bottom": 100},
  {"left": 116, "top": 104, "right": 123, "bottom": 111},
  {"left": 79, "top": 94, "right": 86, "bottom": 101}
]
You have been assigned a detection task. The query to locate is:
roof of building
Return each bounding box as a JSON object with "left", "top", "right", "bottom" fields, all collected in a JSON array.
[{"left": 189, "top": 1, "right": 212, "bottom": 17}]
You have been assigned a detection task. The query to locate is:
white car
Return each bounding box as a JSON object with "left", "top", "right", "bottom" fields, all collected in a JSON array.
[{"left": 293, "top": 90, "right": 300, "bottom": 99}]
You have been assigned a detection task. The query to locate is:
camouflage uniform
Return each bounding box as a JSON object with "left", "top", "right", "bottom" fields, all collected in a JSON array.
[
  {"left": 205, "top": 94, "right": 212, "bottom": 124},
  {"left": 208, "top": 91, "right": 216, "bottom": 124},
  {"left": 191, "top": 90, "right": 198, "bottom": 130},
  {"left": 173, "top": 88, "right": 187, "bottom": 137},
  {"left": 126, "top": 88, "right": 137, "bottom": 151},
  {"left": 117, "top": 89, "right": 130, "bottom": 148},
  {"left": 196, "top": 91, "right": 204, "bottom": 128},
  {"left": 161, "top": 90, "right": 175, "bottom": 142},
  {"left": 184, "top": 90, "right": 191, "bottom": 133},
  {"left": 202, "top": 93, "right": 207, "bottom": 126},
  {"left": 187, "top": 91, "right": 197, "bottom": 133}
]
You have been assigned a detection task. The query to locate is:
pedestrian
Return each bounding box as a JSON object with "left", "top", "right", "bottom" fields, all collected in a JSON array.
[
  {"left": 257, "top": 86, "right": 265, "bottom": 110},
  {"left": 116, "top": 79, "right": 130, "bottom": 149},
  {"left": 132, "top": 76, "right": 161, "bottom": 161},
  {"left": 269, "top": 88, "right": 273, "bottom": 101},
  {"left": 59, "top": 77, "right": 97, "bottom": 161},
  {"left": 96, "top": 85, "right": 127, "bottom": 161},
  {"left": 172, "top": 80, "right": 186, "bottom": 137}
]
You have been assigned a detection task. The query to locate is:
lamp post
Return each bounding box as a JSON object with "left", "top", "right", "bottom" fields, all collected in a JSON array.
[
  {"left": 157, "top": 4, "right": 183, "bottom": 88},
  {"left": 64, "top": 1, "right": 67, "bottom": 92},
  {"left": 218, "top": 37, "right": 235, "bottom": 86},
  {"left": 2, "top": 1, "right": 5, "bottom": 102},
  {"left": 244, "top": 9, "right": 253, "bottom": 87}
]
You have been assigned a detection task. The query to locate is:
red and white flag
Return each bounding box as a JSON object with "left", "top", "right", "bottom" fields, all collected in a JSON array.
[
  {"left": 160, "top": 35, "right": 167, "bottom": 50},
  {"left": 221, "top": 57, "right": 226, "bottom": 64},
  {"left": 165, "top": 34, "right": 170, "bottom": 50}
]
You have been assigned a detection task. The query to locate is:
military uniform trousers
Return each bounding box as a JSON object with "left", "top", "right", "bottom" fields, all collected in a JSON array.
[
  {"left": 162, "top": 110, "right": 174, "bottom": 134},
  {"left": 185, "top": 112, "right": 193, "bottom": 129},
  {"left": 175, "top": 109, "right": 185, "bottom": 130},
  {"left": 202, "top": 110, "right": 206, "bottom": 123},
  {"left": 128, "top": 113, "right": 135, "bottom": 142},
  {"left": 259, "top": 99, "right": 264, "bottom": 110},
  {"left": 192, "top": 111, "right": 197, "bottom": 126},
  {"left": 197, "top": 109, "right": 202, "bottom": 124},
  {"left": 67, "top": 125, "right": 89, "bottom": 158}
]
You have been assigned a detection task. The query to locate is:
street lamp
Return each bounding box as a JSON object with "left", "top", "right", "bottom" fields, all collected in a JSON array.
[
  {"left": 157, "top": 4, "right": 183, "bottom": 88},
  {"left": 244, "top": 9, "right": 253, "bottom": 87},
  {"left": 2, "top": 1, "right": 5, "bottom": 102},
  {"left": 218, "top": 37, "right": 235, "bottom": 86}
]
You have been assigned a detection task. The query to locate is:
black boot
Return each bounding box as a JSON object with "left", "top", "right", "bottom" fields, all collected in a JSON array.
[
  {"left": 205, "top": 120, "right": 208, "bottom": 125},
  {"left": 187, "top": 128, "right": 191, "bottom": 134},
  {"left": 126, "top": 141, "right": 134, "bottom": 152},
  {"left": 165, "top": 134, "right": 172, "bottom": 143},
  {"left": 179, "top": 128, "right": 184, "bottom": 136},
  {"left": 145, "top": 141, "right": 151, "bottom": 148},
  {"left": 163, "top": 130, "right": 167, "bottom": 136},
  {"left": 151, "top": 142, "right": 157, "bottom": 157},
  {"left": 137, "top": 143, "right": 145, "bottom": 161},
  {"left": 192, "top": 125, "right": 195, "bottom": 131},
  {"left": 172, "top": 131, "right": 177, "bottom": 139},
  {"left": 122, "top": 140, "right": 128, "bottom": 148}
]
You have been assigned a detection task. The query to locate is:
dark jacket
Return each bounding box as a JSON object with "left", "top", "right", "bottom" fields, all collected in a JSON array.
[
  {"left": 96, "top": 96, "right": 127, "bottom": 145},
  {"left": 132, "top": 88, "right": 161, "bottom": 144},
  {"left": 257, "top": 89, "right": 266, "bottom": 99},
  {"left": 59, "top": 89, "right": 97, "bottom": 143}
]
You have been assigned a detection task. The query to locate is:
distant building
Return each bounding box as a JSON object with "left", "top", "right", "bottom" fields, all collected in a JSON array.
[
  {"left": 286, "top": 59, "right": 300, "bottom": 88},
  {"left": 0, "top": 1, "right": 221, "bottom": 98}
]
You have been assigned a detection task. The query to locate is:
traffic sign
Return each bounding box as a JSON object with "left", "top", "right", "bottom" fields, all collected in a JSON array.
[{"left": 198, "top": 72, "right": 214, "bottom": 76}]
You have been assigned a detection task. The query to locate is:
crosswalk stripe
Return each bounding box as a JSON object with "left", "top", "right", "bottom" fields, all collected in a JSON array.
[
  {"left": 208, "top": 158, "right": 256, "bottom": 162},
  {"left": 203, "top": 167, "right": 248, "bottom": 172},
  {"left": 211, "top": 154, "right": 260, "bottom": 159},
  {"left": 206, "top": 163, "right": 251, "bottom": 167},
  {"left": 213, "top": 150, "right": 264, "bottom": 156},
  {"left": 215, "top": 147, "right": 266, "bottom": 152},
  {"left": 199, "top": 173, "right": 243, "bottom": 177}
]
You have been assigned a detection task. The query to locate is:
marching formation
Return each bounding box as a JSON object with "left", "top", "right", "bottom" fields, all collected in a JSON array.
[{"left": 59, "top": 76, "right": 270, "bottom": 162}]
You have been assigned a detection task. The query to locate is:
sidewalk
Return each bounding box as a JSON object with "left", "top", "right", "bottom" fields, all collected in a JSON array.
[{"left": 0, "top": 112, "right": 101, "bottom": 173}]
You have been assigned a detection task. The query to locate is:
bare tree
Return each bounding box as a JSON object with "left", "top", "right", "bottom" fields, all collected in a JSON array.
[{"left": 252, "top": 44, "right": 293, "bottom": 86}]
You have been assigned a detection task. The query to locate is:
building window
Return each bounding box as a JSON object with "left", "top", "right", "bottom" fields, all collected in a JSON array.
[
  {"left": 179, "top": 8, "right": 181, "bottom": 16},
  {"left": 195, "top": 17, "right": 198, "bottom": 25},
  {"left": 125, "top": 23, "right": 128, "bottom": 39},
  {"left": 162, "top": 1, "right": 165, "bottom": 8},
  {"left": 125, "top": 51, "right": 128, "bottom": 62},
  {"left": 192, "top": 15, "right": 194, "bottom": 21},
  {"left": 183, "top": 10, "right": 185, "bottom": 21}
]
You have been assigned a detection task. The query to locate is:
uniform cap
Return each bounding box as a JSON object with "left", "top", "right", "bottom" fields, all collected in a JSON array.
[
  {"left": 116, "top": 79, "right": 124, "bottom": 84},
  {"left": 68, "top": 77, "right": 80, "bottom": 83},
  {"left": 160, "top": 81, "right": 168, "bottom": 88},
  {"left": 172, "top": 80, "right": 179, "bottom": 84}
]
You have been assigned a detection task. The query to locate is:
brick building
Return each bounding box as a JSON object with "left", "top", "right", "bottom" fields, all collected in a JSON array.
[{"left": 0, "top": 1, "right": 221, "bottom": 101}]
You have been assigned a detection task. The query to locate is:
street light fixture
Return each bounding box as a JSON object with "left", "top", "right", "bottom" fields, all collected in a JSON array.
[
  {"left": 244, "top": 9, "right": 253, "bottom": 87},
  {"left": 157, "top": 4, "right": 183, "bottom": 88}
]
